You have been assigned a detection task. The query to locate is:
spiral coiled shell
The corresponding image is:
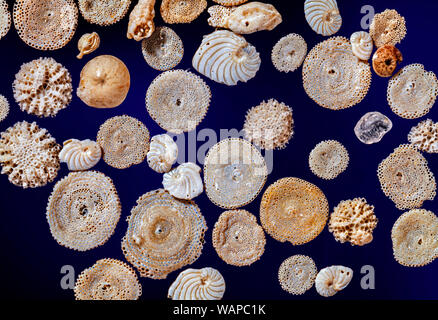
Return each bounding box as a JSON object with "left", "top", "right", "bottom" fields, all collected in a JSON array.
[
  {"left": 350, "top": 31, "right": 373, "bottom": 61},
  {"left": 59, "top": 139, "right": 102, "bottom": 171},
  {"left": 147, "top": 134, "right": 178, "bottom": 173},
  {"left": 192, "top": 30, "right": 261, "bottom": 86},
  {"left": 168, "top": 267, "right": 226, "bottom": 300},
  {"left": 163, "top": 162, "right": 203, "bottom": 200},
  {"left": 304, "top": 0, "right": 342, "bottom": 36},
  {"left": 315, "top": 266, "right": 353, "bottom": 297}
]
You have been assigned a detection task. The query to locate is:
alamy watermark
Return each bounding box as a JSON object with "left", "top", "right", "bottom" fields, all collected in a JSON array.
[{"left": 360, "top": 5, "right": 375, "bottom": 30}]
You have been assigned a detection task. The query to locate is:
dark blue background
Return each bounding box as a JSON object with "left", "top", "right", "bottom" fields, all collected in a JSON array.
[{"left": 0, "top": 0, "right": 437, "bottom": 300}]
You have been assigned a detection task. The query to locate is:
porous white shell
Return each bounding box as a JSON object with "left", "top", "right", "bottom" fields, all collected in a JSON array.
[
  {"left": 168, "top": 267, "right": 226, "bottom": 300},
  {"left": 146, "top": 134, "right": 178, "bottom": 173},
  {"left": 304, "top": 0, "right": 342, "bottom": 36},
  {"left": 192, "top": 30, "right": 261, "bottom": 86},
  {"left": 350, "top": 31, "right": 373, "bottom": 61},
  {"left": 162, "top": 162, "right": 203, "bottom": 200},
  {"left": 59, "top": 139, "right": 101, "bottom": 171},
  {"left": 315, "top": 265, "right": 353, "bottom": 297}
]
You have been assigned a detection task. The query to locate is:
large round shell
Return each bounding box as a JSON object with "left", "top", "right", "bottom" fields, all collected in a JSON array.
[
  {"left": 59, "top": 139, "right": 101, "bottom": 171},
  {"left": 168, "top": 267, "right": 225, "bottom": 300},
  {"left": 192, "top": 30, "right": 261, "bottom": 86},
  {"left": 315, "top": 266, "right": 353, "bottom": 297},
  {"left": 304, "top": 0, "right": 342, "bottom": 36},
  {"left": 162, "top": 162, "right": 203, "bottom": 200}
]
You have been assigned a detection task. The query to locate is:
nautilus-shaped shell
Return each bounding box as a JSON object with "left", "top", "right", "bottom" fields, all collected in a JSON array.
[
  {"left": 59, "top": 139, "right": 102, "bottom": 171},
  {"left": 304, "top": 0, "right": 342, "bottom": 36},
  {"left": 350, "top": 31, "right": 373, "bottom": 61},
  {"left": 168, "top": 267, "right": 226, "bottom": 300},
  {"left": 147, "top": 134, "right": 178, "bottom": 173},
  {"left": 163, "top": 162, "right": 203, "bottom": 200},
  {"left": 315, "top": 265, "right": 353, "bottom": 297},
  {"left": 192, "top": 30, "right": 261, "bottom": 86}
]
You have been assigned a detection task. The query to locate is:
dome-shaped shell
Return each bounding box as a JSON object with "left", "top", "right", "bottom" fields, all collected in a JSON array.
[
  {"left": 192, "top": 30, "right": 261, "bottom": 86},
  {"left": 162, "top": 162, "right": 203, "bottom": 200},
  {"left": 304, "top": 0, "right": 342, "bottom": 36},
  {"left": 315, "top": 265, "right": 353, "bottom": 297},
  {"left": 59, "top": 139, "right": 101, "bottom": 171}
]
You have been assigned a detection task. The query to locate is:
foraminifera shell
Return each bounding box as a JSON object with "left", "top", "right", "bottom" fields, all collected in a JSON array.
[
  {"left": 168, "top": 267, "right": 225, "bottom": 300},
  {"left": 304, "top": 0, "right": 342, "bottom": 36},
  {"left": 77, "top": 32, "right": 100, "bottom": 59},
  {"left": 147, "top": 134, "right": 178, "bottom": 173},
  {"left": 163, "top": 162, "right": 203, "bottom": 200},
  {"left": 315, "top": 266, "right": 353, "bottom": 297},
  {"left": 192, "top": 30, "right": 261, "bottom": 86},
  {"left": 350, "top": 31, "right": 373, "bottom": 61},
  {"left": 59, "top": 139, "right": 102, "bottom": 171}
]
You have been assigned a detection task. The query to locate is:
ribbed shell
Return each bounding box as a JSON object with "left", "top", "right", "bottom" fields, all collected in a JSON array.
[
  {"left": 168, "top": 267, "right": 225, "bottom": 300},
  {"left": 147, "top": 134, "right": 178, "bottom": 173},
  {"left": 192, "top": 30, "right": 261, "bottom": 86},
  {"left": 315, "top": 265, "right": 353, "bottom": 297},
  {"left": 350, "top": 31, "right": 373, "bottom": 61},
  {"left": 304, "top": 0, "right": 342, "bottom": 36},
  {"left": 163, "top": 162, "right": 203, "bottom": 200},
  {"left": 59, "top": 139, "right": 101, "bottom": 171}
]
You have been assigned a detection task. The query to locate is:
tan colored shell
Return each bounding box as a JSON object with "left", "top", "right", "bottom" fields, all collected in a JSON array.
[
  {"left": 77, "top": 55, "right": 130, "bottom": 109},
  {"left": 213, "top": 0, "right": 249, "bottom": 6},
  {"left": 13, "top": 0, "right": 78, "bottom": 50},
  {"left": 309, "top": 140, "right": 349, "bottom": 180},
  {"left": 387, "top": 64, "right": 438, "bottom": 119},
  {"left": 97, "top": 115, "right": 150, "bottom": 169},
  {"left": 127, "top": 0, "right": 156, "bottom": 41},
  {"left": 408, "top": 119, "right": 438, "bottom": 154},
  {"left": 350, "top": 31, "right": 373, "bottom": 61},
  {"left": 13, "top": 57, "right": 72, "bottom": 117},
  {"left": 391, "top": 209, "right": 438, "bottom": 267},
  {"left": 146, "top": 70, "right": 211, "bottom": 134},
  {"left": 315, "top": 266, "right": 353, "bottom": 297},
  {"left": 141, "top": 26, "right": 183, "bottom": 71},
  {"left": 302, "top": 37, "right": 372, "bottom": 110},
  {"left": 46, "top": 171, "right": 121, "bottom": 251},
  {"left": 207, "top": 2, "right": 282, "bottom": 34},
  {"left": 203, "top": 138, "right": 268, "bottom": 209},
  {"left": 78, "top": 0, "right": 131, "bottom": 26},
  {"left": 121, "top": 189, "right": 207, "bottom": 279},
  {"left": 372, "top": 45, "right": 402, "bottom": 78},
  {"left": 369, "top": 9, "right": 406, "bottom": 48},
  {"left": 328, "top": 198, "right": 378, "bottom": 246},
  {"left": 0, "top": 0, "right": 11, "bottom": 40},
  {"left": 0, "top": 121, "right": 60, "bottom": 188},
  {"left": 163, "top": 162, "right": 203, "bottom": 200},
  {"left": 260, "top": 177, "right": 329, "bottom": 245},
  {"left": 278, "top": 255, "right": 317, "bottom": 295},
  {"left": 74, "top": 258, "right": 142, "bottom": 300},
  {"left": 243, "top": 99, "right": 294, "bottom": 150},
  {"left": 0, "top": 94, "right": 9, "bottom": 122},
  {"left": 212, "top": 210, "right": 266, "bottom": 266},
  {"left": 304, "top": 0, "right": 342, "bottom": 36},
  {"left": 59, "top": 139, "right": 102, "bottom": 171},
  {"left": 168, "top": 267, "right": 226, "bottom": 300},
  {"left": 271, "top": 33, "right": 307, "bottom": 73},
  {"left": 377, "top": 144, "right": 436, "bottom": 210},
  {"left": 77, "top": 32, "right": 100, "bottom": 59},
  {"left": 147, "top": 134, "right": 178, "bottom": 173},
  {"left": 160, "top": 0, "right": 206, "bottom": 24}
]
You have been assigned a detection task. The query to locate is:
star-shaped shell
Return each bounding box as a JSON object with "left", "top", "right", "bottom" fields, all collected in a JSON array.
[
  {"left": 59, "top": 139, "right": 102, "bottom": 171},
  {"left": 304, "top": 0, "right": 342, "bottom": 36},
  {"left": 193, "top": 30, "right": 261, "bottom": 86},
  {"left": 315, "top": 266, "right": 353, "bottom": 297},
  {"left": 162, "top": 162, "right": 203, "bottom": 200},
  {"left": 168, "top": 267, "right": 225, "bottom": 300}
]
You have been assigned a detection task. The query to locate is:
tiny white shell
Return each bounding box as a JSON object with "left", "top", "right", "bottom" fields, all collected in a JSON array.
[
  {"left": 315, "top": 265, "right": 353, "bottom": 297},
  {"left": 147, "top": 134, "right": 178, "bottom": 173},
  {"left": 192, "top": 30, "right": 261, "bottom": 86},
  {"left": 350, "top": 31, "right": 373, "bottom": 61},
  {"left": 163, "top": 162, "right": 203, "bottom": 200},
  {"left": 168, "top": 267, "right": 226, "bottom": 300},
  {"left": 304, "top": 0, "right": 342, "bottom": 36},
  {"left": 59, "top": 139, "right": 101, "bottom": 171}
]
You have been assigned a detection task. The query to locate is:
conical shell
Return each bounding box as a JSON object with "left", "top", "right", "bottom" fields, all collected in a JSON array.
[
  {"left": 192, "top": 30, "right": 261, "bottom": 86},
  {"left": 59, "top": 139, "right": 101, "bottom": 171},
  {"left": 163, "top": 162, "right": 203, "bottom": 200}
]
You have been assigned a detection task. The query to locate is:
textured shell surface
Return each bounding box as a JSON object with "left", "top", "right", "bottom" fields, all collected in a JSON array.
[
  {"left": 354, "top": 111, "right": 393, "bottom": 144},
  {"left": 59, "top": 139, "right": 102, "bottom": 171},
  {"left": 350, "top": 31, "right": 373, "bottom": 61},
  {"left": 315, "top": 265, "right": 353, "bottom": 297},
  {"left": 168, "top": 267, "right": 225, "bottom": 300},
  {"left": 147, "top": 134, "right": 178, "bottom": 173},
  {"left": 192, "top": 30, "right": 261, "bottom": 86},
  {"left": 77, "top": 32, "right": 100, "bottom": 59},
  {"left": 304, "top": 0, "right": 342, "bottom": 36},
  {"left": 162, "top": 162, "right": 203, "bottom": 200}
]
